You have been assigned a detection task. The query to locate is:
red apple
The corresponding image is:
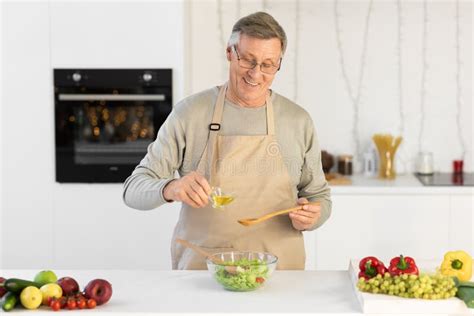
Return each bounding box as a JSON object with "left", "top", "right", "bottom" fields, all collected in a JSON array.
[
  {"left": 0, "top": 277, "right": 6, "bottom": 298},
  {"left": 83, "top": 279, "right": 112, "bottom": 306},
  {"left": 57, "top": 277, "right": 80, "bottom": 296}
]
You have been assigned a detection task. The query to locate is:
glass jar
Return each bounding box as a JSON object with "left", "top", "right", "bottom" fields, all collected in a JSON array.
[
  {"left": 337, "top": 155, "right": 353, "bottom": 175},
  {"left": 372, "top": 134, "right": 403, "bottom": 179}
]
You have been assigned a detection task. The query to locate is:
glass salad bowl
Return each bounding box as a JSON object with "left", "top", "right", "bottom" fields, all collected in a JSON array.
[{"left": 206, "top": 251, "right": 278, "bottom": 291}]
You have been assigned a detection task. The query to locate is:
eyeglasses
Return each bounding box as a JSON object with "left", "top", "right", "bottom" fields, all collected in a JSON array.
[{"left": 233, "top": 46, "right": 282, "bottom": 75}]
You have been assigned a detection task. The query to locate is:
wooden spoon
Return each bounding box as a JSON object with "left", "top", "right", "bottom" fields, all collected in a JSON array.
[
  {"left": 175, "top": 239, "right": 238, "bottom": 274},
  {"left": 237, "top": 201, "right": 320, "bottom": 226}
]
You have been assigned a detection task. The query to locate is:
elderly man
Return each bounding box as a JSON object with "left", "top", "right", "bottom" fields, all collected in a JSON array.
[{"left": 123, "top": 11, "right": 331, "bottom": 270}]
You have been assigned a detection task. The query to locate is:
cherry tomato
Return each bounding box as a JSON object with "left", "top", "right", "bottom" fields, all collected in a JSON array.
[
  {"left": 50, "top": 300, "right": 61, "bottom": 311},
  {"left": 76, "top": 298, "right": 86, "bottom": 309},
  {"left": 47, "top": 297, "right": 54, "bottom": 306},
  {"left": 59, "top": 297, "right": 67, "bottom": 309},
  {"left": 67, "top": 299, "right": 77, "bottom": 310},
  {"left": 48, "top": 298, "right": 56, "bottom": 307},
  {"left": 87, "top": 298, "right": 97, "bottom": 309},
  {"left": 256, "top": 277, "right": 265, "bottom": 283}
]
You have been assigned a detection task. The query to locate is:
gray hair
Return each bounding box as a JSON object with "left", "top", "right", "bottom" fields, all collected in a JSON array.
[{"left": 227, "top": 12, "right": 287, "bottom": 56}]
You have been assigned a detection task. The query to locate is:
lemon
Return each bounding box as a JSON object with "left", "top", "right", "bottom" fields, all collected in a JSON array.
[
  {"left": 40, "top": 283, "right": 63, "bottom": 305},
  {"left": 20, "top": 286, "right": 42, "bottom": 309}
]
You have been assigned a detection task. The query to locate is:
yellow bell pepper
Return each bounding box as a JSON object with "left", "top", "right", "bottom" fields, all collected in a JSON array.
[{"left": 441, "top": 250, "right": 472, "bottom": 281}]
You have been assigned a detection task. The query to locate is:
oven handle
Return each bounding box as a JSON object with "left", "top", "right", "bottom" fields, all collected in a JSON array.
[{"left": 58, "top": 94, "right": 166, "bottom": 101}]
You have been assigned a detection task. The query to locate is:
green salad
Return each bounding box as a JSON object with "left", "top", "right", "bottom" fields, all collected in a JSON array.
[{"left": 213, "top": 258, "right": 269, "bottom": 291}]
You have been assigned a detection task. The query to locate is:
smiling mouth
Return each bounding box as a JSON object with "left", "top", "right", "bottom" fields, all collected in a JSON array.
[{"left": 243, "top": 78, "right": 259, "bottom": 87}]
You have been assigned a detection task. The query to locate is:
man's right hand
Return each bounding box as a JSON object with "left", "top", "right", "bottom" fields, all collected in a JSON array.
[{"left": 163, "top": 171, "right": 212, "bottom": 208}]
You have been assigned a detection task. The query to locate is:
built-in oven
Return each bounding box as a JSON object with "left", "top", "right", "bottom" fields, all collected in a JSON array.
[{"left": 54, "top": 69, "right": 172, "bottom": 183}]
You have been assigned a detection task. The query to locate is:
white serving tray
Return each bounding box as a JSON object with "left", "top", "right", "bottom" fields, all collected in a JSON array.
[{"left": 348, "top": 259, "right": 471, "bottom": 315}]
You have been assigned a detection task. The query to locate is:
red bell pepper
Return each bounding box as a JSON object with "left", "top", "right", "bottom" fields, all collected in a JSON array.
[
  {"left": 388, "top": 255, "right": 419, "bottom": 276},
  {"left": 358, "top": 256, "right": 387, "bottom": 280}
]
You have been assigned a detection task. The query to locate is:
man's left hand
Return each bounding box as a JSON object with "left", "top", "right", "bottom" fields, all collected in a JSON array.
[{"left": 289, "top": 197, "right": 321, "bottom": 231}]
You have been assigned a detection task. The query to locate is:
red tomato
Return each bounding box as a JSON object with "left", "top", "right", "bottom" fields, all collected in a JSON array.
[
  {"left": 256, "top": 277, "right": 265, "bottom": 283},
  {"left": 87, "top": 299, "right": 97, "bottom": 309},
  {"left": 47, "top": 297, "right": 54, "bottom": 306},
  {"left": 59, "top": 297, "right": 67, "bottom": 309},
  {"left": 67, "top": 299, "right": 77, "bottom": 310},
  {"left": 50, "top": 300, "right": 61, "bottom": 311},
  {"left": 76, "top": 298, "right": 86, "bottom": 309},
  {"left": 48, "top": 298, "right": 56, "bottom": 307}
]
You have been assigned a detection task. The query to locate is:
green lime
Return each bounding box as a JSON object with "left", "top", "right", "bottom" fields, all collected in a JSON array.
[{"left": 34, "top": 270, "right": 58, "bottom": 286}]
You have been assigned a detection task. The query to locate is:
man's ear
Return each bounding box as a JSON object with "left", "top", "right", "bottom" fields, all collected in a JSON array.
[{"left": 226, "top": 47, "right": 232, "bottom": 61}]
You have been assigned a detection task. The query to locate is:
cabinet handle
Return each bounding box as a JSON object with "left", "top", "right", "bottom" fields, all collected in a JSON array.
[{"left": 58, "top": 94, "right": 166, "bottom": 101}]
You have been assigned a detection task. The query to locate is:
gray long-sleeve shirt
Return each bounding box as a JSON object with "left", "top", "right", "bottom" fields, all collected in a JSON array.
[{"left": 123, "top": 87, "right": 331, "bottom": 230}]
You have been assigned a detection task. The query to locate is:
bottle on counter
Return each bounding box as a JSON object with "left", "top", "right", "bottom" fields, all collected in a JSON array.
[
  {"left": 363, "top": 150, "right": 377, "bottom": 177},
  {"left": 337, "top": 155, "right": 353, "bottom": 176}
]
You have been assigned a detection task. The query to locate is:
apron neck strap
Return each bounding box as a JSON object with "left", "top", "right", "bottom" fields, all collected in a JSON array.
[
  {"left": 265, "top": 91, "right": 275, "bottom": 135},
  {"left": 211, "top": 83, "right": 275, "bottom": 135}
]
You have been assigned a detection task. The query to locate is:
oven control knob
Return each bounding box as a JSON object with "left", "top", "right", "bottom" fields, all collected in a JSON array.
[
  {"left": 72, "top": 73, "right": 82, "bottom": 82},
  {"left": 143, "top": 73, "right": 153, "bottom": 82}
]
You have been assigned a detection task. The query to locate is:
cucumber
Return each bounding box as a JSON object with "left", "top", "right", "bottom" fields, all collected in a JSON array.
[
  {"left": 3, "top": 278, "right": 41, "bottom": 293},
  {"left": 456, "top": 286, "right": 474, "bottom": 308},
  {"left": 453, "top": 277, "right": 474, "bottom": 288},
  {"left": 458, "top": 280, "right": 474, "bottom": 288},
  {"left": 2, "top": 292, "right": 18, "bottom": 312}
]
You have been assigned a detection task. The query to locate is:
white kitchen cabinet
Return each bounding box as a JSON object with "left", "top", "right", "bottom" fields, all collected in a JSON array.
[
  {"left": 311, "top": 194, "right": 450, "bottom": 270},
  {"left": 449, "top": 195, "right": 474, "bottom": 254},
  {"left": 303, "top": 175, "right": 474, "bottom": 270}
]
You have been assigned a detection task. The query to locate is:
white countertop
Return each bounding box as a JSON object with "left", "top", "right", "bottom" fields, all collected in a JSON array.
[
  {"left": 2, "top": 270, "right": 361, "bottom": 315},
  {"left": 2, "top": 269, "right": 472, "bottom": 315},
  {"left": 330, "top": 174, "right": 474, "bottom": 195}
]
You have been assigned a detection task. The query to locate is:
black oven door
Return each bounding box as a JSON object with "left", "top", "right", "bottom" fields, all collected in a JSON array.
[{"left": 55, "top": 90, "right": 171, "bottom": 182}]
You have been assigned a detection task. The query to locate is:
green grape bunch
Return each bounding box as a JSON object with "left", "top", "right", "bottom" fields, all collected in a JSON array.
[{"left": 357, "top": 272, "right": 457, "bottom": 300}]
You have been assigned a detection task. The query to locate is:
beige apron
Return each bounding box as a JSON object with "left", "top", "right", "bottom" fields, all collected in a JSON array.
[{"left": 171, "top": 83, "right": 305, "bottom": 270}]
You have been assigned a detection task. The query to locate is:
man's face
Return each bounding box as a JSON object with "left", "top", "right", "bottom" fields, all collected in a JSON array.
[{"left": 226, "top": 34, "right": 282, "bottom": 107}]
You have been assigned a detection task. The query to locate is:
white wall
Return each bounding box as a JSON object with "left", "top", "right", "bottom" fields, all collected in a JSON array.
[
  {"left": 188, "top": 0, "right": 473, "bottom": 174},
  {"left": 2, "top": 2, "right": 55, "bottom": 269},
  {"left": 0, "top": 1, "right": 4, "bottom": 268},
  {"left": 1, "top": 1, "right": 184, "bottom": 269},
  {"left": 1, "top": 1, "right": 472, "bottom": 270}
]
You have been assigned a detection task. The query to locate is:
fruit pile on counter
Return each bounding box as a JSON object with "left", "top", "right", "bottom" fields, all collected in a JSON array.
[
  {"left": 355, "top": 250, "right": 474, "bottom": 308},
  {"left": 0, "top": 270, "right": 113, "bottom": 312}
]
